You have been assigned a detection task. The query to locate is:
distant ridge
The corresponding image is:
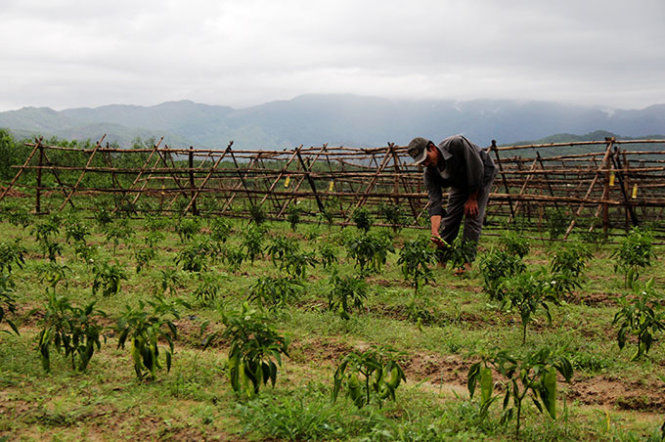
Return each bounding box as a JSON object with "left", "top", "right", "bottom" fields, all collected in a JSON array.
[{"left": 0, "top": 95, "right": 663, "bottom": 148}]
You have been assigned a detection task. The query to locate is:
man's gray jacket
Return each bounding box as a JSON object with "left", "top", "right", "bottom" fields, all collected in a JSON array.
[{"left": 424, "top": 135, "right": 495, "bottom": 217}]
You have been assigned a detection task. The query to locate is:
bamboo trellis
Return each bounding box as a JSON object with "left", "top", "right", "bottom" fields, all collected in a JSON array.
[{"left": 2, "top": 136, "right": 665, "bottom": 238}]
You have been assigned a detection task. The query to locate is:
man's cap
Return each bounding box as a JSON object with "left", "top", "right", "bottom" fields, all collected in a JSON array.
[{"left": 407, "top": 137, "right": 431, "bottom": 165}]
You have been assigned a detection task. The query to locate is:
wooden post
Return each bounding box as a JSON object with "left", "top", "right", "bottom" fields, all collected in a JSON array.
[
  {"left": 188, "top": 146, "right": 199, "bottom": 215},
  {"left": 35, "top": 139, "right": 44, "bottom": 214},
  {"left": 296, "top": 150, "right": 326, "bottom": 215},
  {"left": 58, "top": 134, "right": 106, "bottom": 211},
  {"left": 0, "top": 139, "right": 41, "bottom": 203},
  {"left": 491, "top": 140, "right": 515, "bottom": 219},
  {"left": 182, "top": 141, "right": 233, "bottom": 215}
]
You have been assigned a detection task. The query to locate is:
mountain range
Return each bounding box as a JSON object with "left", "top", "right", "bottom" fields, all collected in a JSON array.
[{"left": 0, "top": 94, "right": 663, "bottom": 148}]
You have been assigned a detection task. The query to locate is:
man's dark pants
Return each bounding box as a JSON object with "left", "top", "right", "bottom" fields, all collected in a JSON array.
[{"left": 439, "top": 173, "right": 496, "bottom": 262}]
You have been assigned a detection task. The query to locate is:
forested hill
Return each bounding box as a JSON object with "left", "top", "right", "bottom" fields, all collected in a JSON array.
[{"left": 0, "top": 94, "right": 663, "bottom": 148}]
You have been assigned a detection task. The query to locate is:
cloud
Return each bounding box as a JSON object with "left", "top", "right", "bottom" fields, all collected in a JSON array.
[{"left": 0, "top": 0, "right": 663, "bottom": 110}]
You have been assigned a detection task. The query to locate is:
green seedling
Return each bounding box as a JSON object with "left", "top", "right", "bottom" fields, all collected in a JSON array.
[
  {"left": 116, "top": 296, "right": 186, "bottom": 380},
  {"left": 333, "top": 345, "right": 406, "bottom": 408},
  {"left": 218, "top": 303, "right": 289, "bottom": 397},
  {"left": 36, "top": 293, "right": 106, "bottom": 372},
  {"left": 613, "top": 279, "right": 665, "bottom": 360},
  {"left": 468, "top": 347, "right": 573, "bottom": 437}
]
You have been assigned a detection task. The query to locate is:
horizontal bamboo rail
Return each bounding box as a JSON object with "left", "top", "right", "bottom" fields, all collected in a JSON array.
[{"left": 2, "top": 135, "right": 665, "bottom": 238}]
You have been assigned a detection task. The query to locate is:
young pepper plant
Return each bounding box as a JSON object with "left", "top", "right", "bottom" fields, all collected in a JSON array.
[
  {"left": 468, "top": 347, "right": 573, "bottom": 437},
  {"left": 328, "top": 272, "right": 368, "bottom": 320},
  {"left": 216, "top": 303, "right": 289, "bottom": 397},
  {"left": 613, "top": 279, "right": 665, "bottom": 360},
  {"left": 36, "top": 293, "right": 107, "bottom": 372},
  {"left": 115, "top": 296, "right": 188, "bottom": 380},
  {"left": 0, "top": 274, "right": 19, "bottom": 335},
  {"left": 332, "top": 345, "right": 406, "bottom": 408},
  {"left": 500, "top": 270, "right": 558, "bottom": 345},
  {"left": 397, "top": 236, "right": 436, "bottom": 297}
]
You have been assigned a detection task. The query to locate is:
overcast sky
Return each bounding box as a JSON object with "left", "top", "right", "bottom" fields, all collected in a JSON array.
[{"left": 1, "top": 0, "right": 664, "bottom": 111}]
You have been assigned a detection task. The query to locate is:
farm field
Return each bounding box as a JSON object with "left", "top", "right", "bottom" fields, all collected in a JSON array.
[{"left": 0, "top": 209, "right": 664, "bottom": 441}]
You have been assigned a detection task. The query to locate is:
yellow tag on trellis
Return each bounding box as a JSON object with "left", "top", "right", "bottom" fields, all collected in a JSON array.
[
  {"left": 609, "top": 172, "right": 615, "bottom": 187},
  {"left": 328, "top": 181, "right": 334, "bottom": 192},
  {"left": 284, "top": 176, "right": 290, "bottom": 188},
  {"left": 631, "top": 184, "right": 638, "bottom": 199}
]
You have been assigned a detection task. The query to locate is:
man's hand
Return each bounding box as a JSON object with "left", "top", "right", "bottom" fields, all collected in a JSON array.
[
  {"left": 464, "top": 194, "right": 479, "bottom": 217},
  {"left": 430, "top": 234, "right": 447, "bottom": 249}
]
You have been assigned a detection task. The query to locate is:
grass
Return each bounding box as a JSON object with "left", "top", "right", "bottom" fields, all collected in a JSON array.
[{"left": 0, "top": 211, "right": 664, "bottom": 440}]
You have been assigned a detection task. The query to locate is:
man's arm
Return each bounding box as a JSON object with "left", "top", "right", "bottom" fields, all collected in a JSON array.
[
  {"left": 464, "top": 191, "right": 479, "bottom": 217},
  {"left": 430, "top": 215, "right": 446, "bottom": 248}
]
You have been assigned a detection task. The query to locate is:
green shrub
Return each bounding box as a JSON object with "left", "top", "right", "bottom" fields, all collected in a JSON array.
[
  {"left": 92, "top": 260, "right": 128, "bottom": 297},
  {"left": 344, "top": 231, "right": 394, "bottom": 275},
  {"left": 478, "top": 249, "right": 526, "bottom": 300},
  {"left": 498, "top": 231, "right": 530, "bottom": 258},
  {"left": 37, "top": 293, "right": 106, "bottom": 372},
  {"left": 613, "top": 279, "right": 664, "bottom": 360},
  {"left": 248, "top": 276, "right": 303, "bottom": 311},
  {"left": 116, "top": 296, "right": 186, "bottom": 380},
  {"left": 219, "top": 303, "right": 289, "bottom": 397},
  {"left": 397, "top": 236, "right": 436, "bottom": 296},
  {"left": 468, "top": 347, "right": 573, "bottom": 437},
  {"left": 500, "top": 270, "right": 558, "bottom": 344},
  {"left": 333, "top": 345, "right": 406, "bottom": 408},
  {"left": 351, "top": 207, "right": 373, "bottom": 232},
  {"left": 328, "top": 273, "right": 368, "bottom": 320},
  {"left": 613, "top": 227, "right": 654, "bottom": 288}
]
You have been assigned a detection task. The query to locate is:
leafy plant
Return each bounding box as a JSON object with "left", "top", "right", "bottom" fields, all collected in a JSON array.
[
  {"left": 613, "top": 279, "right": 664, "bottom": 360},
  {"left": 378, "top": 203, "right": 408, "bottom": 233},
  {"left": 193, "top": 272, "right": 226, "bottom": 306},
  {"left": 248, "top": 276, "right": 303, "bottom": 311},
  {"left": 282, "top": 250, "right": 318, "bottom": 280},
  {"left": 498, "top": 231, "right": 530, "bottom": 258},
  {"left": 249, "top": 204, "right": 266, "bottom": 225},
  {"left": 158, "top": 268, "right": 183, "bottom": 296},
  {"left": 344, "top": 231, "right": 394, "bottom": 275},
  {"left": 35, "top": 262, "right": 70, "bottom": 295},
  {"left": 478, "top": 249, "right": 526, "bottom": 300},
  {"left": 318, "top": 243, "right": 337, "bottom": 269},
  {"left": 103, "top": 219, "right": 134, "bottom": 253},
  {"left": 266, "top": 236, "right": 299, "bottom": 267},
  {"left": 332, "top": 345, "right": 406, "bottom": 408},
  {"left": 351, "top": 207, "right": 373, "bottom": 232},
  {"left": 133, "top": 245, "right": 156, "bottom": 274},
  {"left": 4, "top": 206, "right": 31, "bottom": 228},
  {"left": 219, "top": 303, "right": 289, "bottom": 397},
  {"left": 143, "top": 230, "right": 164, "bottom": 248},
  {"left": 116, "top": 296, "right": 186, "bottom": 380},
  {"left": 328, "top": 272, "right": 368, "bottom": 320},
  {"left": 549, "top": 243, "right": 592, "bottom": 297},
  {"left": 64, "top": 220, "right": 89, "bottom": 245},
  {"left": 175, "top": 240, "right": 211, "bottom": 272},
  {"left": 545, "top": 208, "right": 568, "bottom": 240},
  {"left": 286, "top": 204, "right": 302, "bottom": 231},
  {"left": 209, "top": 217, "right": 232, "bottom": 243},
  {"left": 397, "top": 237, "right": 436, "bottom": 296},
  {"left": 92, "top": 260, "right": 128, "bottom": 297},
  {"left": 613, "top": 227, "right": 654, "bottom": 288},
  {"left": 500, "top": 270, "right": 558, "bottom": 344},
  {"left": 468, "top": 347, "right": 573, "bottom": 437},
  {"left": 31, "top": 215, "right": 62, "bottom": 261},
  {"left": 0, "top": 239, "right": 26, "bottom": 275},
  {"left": 94, "top": 207, "right": 113, "bottom": 228},
  {"left": 36, "top": 293, "right": 106, "bottom": 372},
  {"left": 175, "top": 217, "right": 201, "bottom": 243},
  {"left": 224, "top": 246, "right": 245, "bottom": 272},
  {"left": 0, "top": 274, "right": 19, "bottom": 335},
  {"left": 243, "top": 224, "right": 265, "bottom": 262}
]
